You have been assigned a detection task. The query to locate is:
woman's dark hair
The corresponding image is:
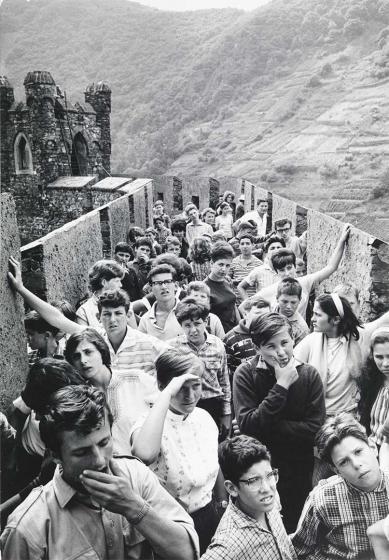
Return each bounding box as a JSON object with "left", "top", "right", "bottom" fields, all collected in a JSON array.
[
  {"left": 88, "top": 260, "right": 124, "bottom": 293},
  {"left": 358, "top": 332, "right": 389, "bottom": 432},
  {"left": 155, "top": 349, "right": 203, "bottom": 388},
  {"left": 127, "top": 226, "right": 144, "bottom": 243},
  {"left": 154, "top": 253, "right": 191, "bottom": 283},
  {"left": 250, "top": 312, "right": 292, "bottom": 347},
  {"left": 223, "top": 191, "right": 235, "bottom": 202},
  {"left": 316, "top": 412, "right": 368, "bottom": 466},
  {"left": 170, "top": 219, "right": 187, "bottom": 233},
  {"left": 40, "top": 385, "right": 113, "bottom": 456},
  {"left": 270, "top": 249, "right": 296, "bottom": 271},
  {"left": 114, "top": 242, "right": 132, "bottom": 254},
  {"left": 315, "top": 293, "right": 361, "bottom": 340},
  {"left": 64, "top": 328, "right": 111, "bottom": 369},
  {"left": 276, "top": 277, "right": 302, "bottom": 298},
  {"left": 189, "top": 237, "right": 212, "bottom": 264},
  {"left": 219, "top": 202, "right": 231, "bottom": 211},
  {"left": 210, "top": 241, "right": 234, "bottom": 262},
  {"left": 219, "top": 435, "right": 271, "bottom": 485},
  {"left": 22, "top": 358, "right": 85, "bottom": 415}
]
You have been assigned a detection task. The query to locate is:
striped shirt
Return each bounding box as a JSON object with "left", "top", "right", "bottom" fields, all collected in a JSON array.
[
  {"left": 245, "top": 261, "right": 278, "bottom": 292},
  {"left": 292, "top": 472, "right": 389, "bottom": 560},
  {"left": 168, "top": 333, "right": 231, "bottom": 415},
  {"left": 202, "top": 499, "right": 296, "bottom": 560},
  {"left": 370, "top": 386, "right": 389, "bottom": 446},
  {"left": 230, "top": 255, "right": 262, "bottom": 299}
]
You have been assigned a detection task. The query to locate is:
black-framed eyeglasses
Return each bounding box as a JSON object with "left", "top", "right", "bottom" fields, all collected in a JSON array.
[
  {"left": 151, "top": 279, "right": 174, "bottom": 287},
  {"left": 238, "top": 469, "right": 279, "bottom": 491},
  {"left": 276, "top": 227, "right": 291, "bottom": 233}
]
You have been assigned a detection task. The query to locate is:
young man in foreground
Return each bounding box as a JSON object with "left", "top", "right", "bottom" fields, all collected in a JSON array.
[
  {"left": 292, "top": 413, "right": 389, "bottom": 560},
  {"left": 0, "top": 385, "right": 198, "bottom": 559},
  {"left": 201, "top": 435, "right": 296, "bottom": 559}
]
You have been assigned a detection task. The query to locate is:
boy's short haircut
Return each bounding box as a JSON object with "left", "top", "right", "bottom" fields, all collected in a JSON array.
[
  {"left": 88, "top": 260, "right": 124, "bottom": 293},
  {"left": 134, "top": 236, "right": 153, "bottom": 250},
  {"left": 257, "top": 199, "right": 268, "bottom": 205},
  {"left": 114, "top": 242, "right": 131, "bottom": 254},
  {"left": 241, "top": 294, "right": 270, "bottom": 312},
  {"left": 185, "top": 202, "right": 197, "bottom": 215},
  {"left": 175, "top": 299, "right": 209, "bottom": 324},
  {"left": 153, "top": 200, "right": 164, "bottom": 208},
  {"left": 170, "top": 219, "right": 187, "bottom": 233},
  {"left": 97, "top": 289, "right": 130, "bottom": 313},
  {"left": 264, "top": 235, "right": 285, "bottom": 253},
  {"left": 156, "top": 349, "right": 203, "bottom": 388},
  {"left": 145, "top": 227, "right": 158, "bottom": 237},
  {"left": 333, "top": 282, "right": 360, "bottom": 302},
  {"left": 165, "top": 235, "right": 181, "bottom": 247},
  {"left": 276, "top": 277, "right": 302, "bottom": 299},
  {"left": 24, "top": 310, "right": 59, "bottom": 336},
  {"left": 22, "top": 358, "right": 84, "bottom": 415},
  {"left": 147, "top": 264, "right": 177, "bottom": 284},
  {"left": 202, "top": 207, "right": 215, "bottom": 217},
  {"left": 219, "top": 435, "right": 271, "bottom": 485},
  {"left": 250, "top": 312, "right": 292, "bottom": 347},
  {"left": 237, "top": 221, "right": 256, "bottom": 233},
  {"left": 187, "top": 281, "right": 211, "bottom": 297},
  {"left": 274, "top": 218, "right": 292, "bottom": 229},
  {"left": 153, "top": 216, "right": 165, "bottom": 225},
  {"left": 316, "top": 412, "right": 369, "bottom": 466},
  {"left": 271, "top": 248, "right": 296, "bottom": 271},
  {"left": 210, "top": 241, "right": 234, "bottom": 262},
  {"left": 239, "top": 233, "right": 253, "bottom": 244}
]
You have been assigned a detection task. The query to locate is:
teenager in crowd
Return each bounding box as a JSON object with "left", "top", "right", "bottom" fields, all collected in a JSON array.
[
  {"left": 152, "top": 199, "right": 171, "bottom": 229},
  {"left": 275, "top": 277, "right": 309, "bottom": 345},
  {"left": 201, "top": 207, "right": 216, "bottom": 229},
  {"left": 234, "top": 313, "right": 325, "bottom": 532},
  {"left": 230, "top": 234, "right": 262, "bottom": 301},
  {"left": 169, "top": 300, "right": 231, "bottom": 436},
  {"left": 202, "top": 435, "right": 296, "bottom": 560},
  {"left": 126, "top": 225, "right": 144, "bottom": 256},
  {"left": 234, "top": 198, "right": 269, "bottom": 237},
  {"left": 144, "top": 227, "right": 162, "bottom": 256},
  {"left": 1, "top": 385, "right": 199, "bottom": 560},
  {"left": 274, "top": 218, "right": 307, "bottom": 259},
  {"left": 205, "top": 242, "right": 240, "bottom": 333},
  {"left": 170, "top": 218, "right": 189, "bottom": 259},
  {"left": 185, "top": 203, "right": 214, "bottom": 246},
  {"left": 186, "top": 281, "right": 225, "bottom": 338},
  {"left": 229, "top": 220, "right": 257, "bottom": 255},
  {"left": 24, "top": 311, "right": 61, "bottom": 365},
  {"left": 131, "top": 350, "right": 224, "bottom": 554},
  {"left": 154, "top": 215, "right": 171, "bottom": 248},
  {"left": 189, "top": 237, "right": 212, "bottom": 281},
  {"left": 215, "top": 203, "right": 234, "bottom": 240},
  {"left": 126, "top": 236, "right": 153, "bottom": 302},
  {"left": 237, "top": 235, "right": 284, "bottom": 299},
  {"left": 293, "top": 413, "right": 389, "bottom": 560}
]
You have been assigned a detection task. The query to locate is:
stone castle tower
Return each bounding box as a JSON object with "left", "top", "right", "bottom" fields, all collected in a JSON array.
[{"left": 0, "top": 71, "right": 111, "bottom": 240}]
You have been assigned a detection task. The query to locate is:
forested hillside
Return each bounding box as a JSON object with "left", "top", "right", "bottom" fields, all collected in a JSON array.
[{"left": 2, "top": 0, "right": 389, "bottom": 179}]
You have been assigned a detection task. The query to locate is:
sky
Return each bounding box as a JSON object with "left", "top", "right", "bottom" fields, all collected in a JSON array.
[{"left": 134, "top": 0, "right": 270, "bottom": 11}]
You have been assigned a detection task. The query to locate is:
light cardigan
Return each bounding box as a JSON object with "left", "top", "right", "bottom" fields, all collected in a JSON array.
[{"left": 294, "top": 332, "right": 363, "bottom": 416}]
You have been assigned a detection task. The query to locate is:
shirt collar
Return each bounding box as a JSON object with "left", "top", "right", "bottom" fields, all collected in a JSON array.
[
  {"left": 181, "top": 331, "right": 211, "bottom": 349},
  {"left": 149, "top": 297, "right": 178, "bottom": 320},
  {"left": 53, "top": 465, "right": 78, "bottom": 508}
]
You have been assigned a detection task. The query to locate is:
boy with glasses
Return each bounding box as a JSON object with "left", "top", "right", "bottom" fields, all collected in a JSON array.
[
  {"left": 202, "top": 435, "right": 296, "bottom": 559},
  {"left": 138, "top": 264, "right": 183, "bottom": 341},
  {"left": 274, "top": 218, "right": 307, "bottom": 260}
]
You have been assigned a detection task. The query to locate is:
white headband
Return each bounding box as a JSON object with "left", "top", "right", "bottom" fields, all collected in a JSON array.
[
  {"left": 330, "top": 293, "right": 344, "bottom": 318},
  {"left": 371, "top": 327, "right": 389, "bottom": 344}
]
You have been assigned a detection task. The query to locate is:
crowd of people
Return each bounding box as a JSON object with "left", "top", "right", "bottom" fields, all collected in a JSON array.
[{"left": 2, "top": 193, "right": 389, "bottom": 558}]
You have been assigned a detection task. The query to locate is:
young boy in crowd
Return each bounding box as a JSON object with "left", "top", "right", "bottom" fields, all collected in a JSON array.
[
  {"left": 154, "top": 215, "right": 171, "bottom": 247},
  {"left": 233, "top": 313, "right": 325, "bottom": 532},
  {"left": 237, "top": 235, "right": 285, "bottom": 300},
  {"left": 170, "top": 218, "right": 189, "bottom": 259},
  {"left": 275, "top": 277, "right": 309, "bottom": 345},
  {"left": 144, "top": 227, "right": 162, "bottom": 256},
  {"left": 169, "top": 299, "right": 231, "bottom": 437},
  {"left": 223, "top": 296, "right": 270, "bottom": 377},
  {"left": 165, "top": 235, "right": 182, "bottom": 257},
  {"left": 24, "top": 311, "right": 61, "bottom": 365},
  {"left": 186, "top": 281, "right": 225, "bottom": 338},
  {"left": 202, "top": 435, "right": 296, "bottom": 560},
  {"left": 293, "top": 413, "right": 389, "bottom": 560},
  {"left": 230, "top": 234, "right": 262, "bottom": 302},
  {"left": 126, "top": 236, "right": 153, "bottom": 302}
]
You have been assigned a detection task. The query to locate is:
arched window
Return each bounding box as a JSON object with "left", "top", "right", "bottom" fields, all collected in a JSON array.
[
  {"left": 14, "top": 133, "right": 33, "bottom": 174},
  {"left": 71, "top": 133, "right": 89, "bottom": 175}
]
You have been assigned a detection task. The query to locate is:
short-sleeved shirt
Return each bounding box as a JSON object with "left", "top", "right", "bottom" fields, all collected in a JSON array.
[
  {"left": 0, "top": 459, "right": 199, "bottom": 560},
  {"left": 230, "top": 255, "right": 262, "bottom": 299},
  {"left": 131, "top": 408, "right": 219, "bottom": 514},
  {"left": 138, "top": 301, "right": 183, "bottom": 341}
]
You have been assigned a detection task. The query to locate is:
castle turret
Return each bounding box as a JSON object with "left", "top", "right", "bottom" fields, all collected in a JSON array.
[
  {"left": 0, "top": 76, "right": 15, "bottom": 187},
  {"left": 84, "top": 81, "right": 111, "bottom": 176}
]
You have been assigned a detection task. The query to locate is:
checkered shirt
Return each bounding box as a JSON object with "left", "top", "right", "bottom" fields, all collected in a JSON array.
[
  {"left": 168, "top": 332, "right": 231, "bottom": 415},
  {"left": 292, "top": 471, "right": 389, "bottom": 560},
  {"left": 202, "top": 499, "right": 296, "bottom": 560}
]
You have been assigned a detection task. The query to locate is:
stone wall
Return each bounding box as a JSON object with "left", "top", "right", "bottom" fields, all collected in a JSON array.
[
  {"left": 271, "top": 194, "right": 297, "bottom": 234},
  {"left": 0, "top": 194, "right": 29, "bottom": 411}
]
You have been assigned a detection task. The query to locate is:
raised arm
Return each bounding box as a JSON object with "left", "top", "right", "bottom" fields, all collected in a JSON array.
[
  {"left": 8, "top": 257, "right": 82, "bottom": 335},
  {"left": 311, "top": 224, "right": 351, "bottom": 284}
]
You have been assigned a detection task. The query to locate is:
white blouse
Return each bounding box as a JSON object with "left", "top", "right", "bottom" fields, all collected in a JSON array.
[{"left": 131, "top": 407, "right": 219, "bottom": 513}]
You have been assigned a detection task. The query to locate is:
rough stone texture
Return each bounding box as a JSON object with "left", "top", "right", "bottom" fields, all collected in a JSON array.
[
  {"left": 307, "top": 209, "right": 374, "bottom": 322},
  {"left": 0, "top": 194, "right": 29, "bottom": 412},
  {"left": 1, "top": 72, "right": 111, "bottom": 244},
  {"left": 107, "top": 195, "right": 132, "bottom": 251},
  {"left": 153, "top": 176, "right": 175, "bottom": 215},
  {"left": 272, "top": 194, "right": 297, "bottom": 234}
]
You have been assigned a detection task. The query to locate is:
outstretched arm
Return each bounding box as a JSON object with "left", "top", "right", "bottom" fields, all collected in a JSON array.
[
  {"left": 8, "top": 257, "right": 82, "bottom": 335},
  {"left": 311, "top": 224, "right": 351, "bottom": 284}
]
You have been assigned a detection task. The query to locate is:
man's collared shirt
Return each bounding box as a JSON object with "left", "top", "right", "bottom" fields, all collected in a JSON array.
[
  {"left": 138, "top": 300, "right": 183, "bottom": 341},
  {"left": 202, "top": 499, "right": 296, "bottom": 560},
  {"left": 292, "top": 471, "right": 389, "bottom": 560},
  {"left": 186, "top": 221, "right": 214, "bottom": 245},
  {"left": 239, "top": 211, "right": 268, "bottom": 236},
  {"left": 0, "top": 459, "right": 199, "bottom": 560},
  {"left": 169, "top": 333, "right": 231, "bottom": 415}
]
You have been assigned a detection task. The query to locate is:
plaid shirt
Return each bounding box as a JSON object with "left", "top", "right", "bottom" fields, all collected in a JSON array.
[
  {"left": 191, "top": 260, "right": 212, "bottom": 281},
  {"left": 168, "top": 333, "right": 231, "bottom": 415},
  {"left": 292, "top": 471, "right": 389, "bottom": 560},
  {"left": 202, "top": 499, "right": 296, "bottom": 560}
]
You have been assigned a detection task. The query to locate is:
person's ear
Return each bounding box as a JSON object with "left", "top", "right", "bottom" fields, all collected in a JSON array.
[
  {"left": 224, "top": 480, "right": 239, "bottom": 498},
  {"left": 330, "top": 316, "right": 341, "bottom": 326}
]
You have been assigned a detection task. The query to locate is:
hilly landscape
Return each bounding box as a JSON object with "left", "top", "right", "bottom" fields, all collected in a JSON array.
[{"left": 2, "top": 0, "right": 389, "bottom": 239}]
